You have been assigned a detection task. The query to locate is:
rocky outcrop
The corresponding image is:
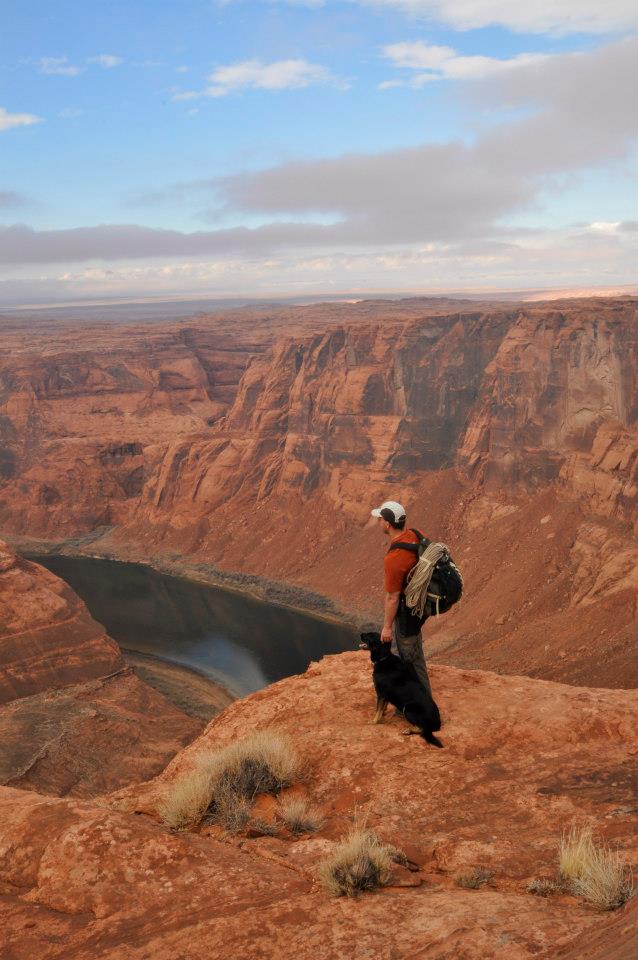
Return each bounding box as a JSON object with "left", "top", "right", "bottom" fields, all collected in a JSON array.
[
  {"left": 0, "top": 539, "right": 122, "bottom": 702},
  {"left": 1, "top": 652, "right": 636, "bottom": 958},
  {"left": 0, "top": 298, "right": 636, "bottom": 687},
  {"left": 457, "top": 303, "right": 638, "bottom": 527},
  {"left": 0, "top": 541, "right": 202, "bottom": 796}
]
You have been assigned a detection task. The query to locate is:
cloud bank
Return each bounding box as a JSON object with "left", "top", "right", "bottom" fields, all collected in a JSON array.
[
  {"left": 349, "top": 0, "right": 638, "bottom": 35},
  {"left": 2, "top": 37, "right": 636, "bottom": 299}
]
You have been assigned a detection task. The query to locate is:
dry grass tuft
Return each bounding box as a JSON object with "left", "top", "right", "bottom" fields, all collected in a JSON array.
[
  {"left": 213, "top": 791, "right": 251, "bottom": 833},
  {"left": 157, "top": 769, "right": 213, "bottom": 830},
  {"left": 559, "top": 825, "right": 595, "bottom": 883},
  {"left": 277, "top": 796, "right": 323, "bottom": 835},
  {"left": 527, "top": 878, "right": 562, "bottom": 897},
  {"left": 250, "top": 817, "right": 279, "bottom": 837},
  {"left": 319, "top": 829, "right": 394, "bottom": 897},
  {"left": 158, "top": 729, "right": 299, "bottom": 831},
  {"left": 205, "top": 730, "right": 298, "bottom": 798},
  {"left": 384, "top": 844, "right": 410, "bottom": 867},
  {"left": 559, "top": 825, "right": 634, "bottom": 911},
  {"left": 455, "top": 868, "right": 494, "bottom": 890}
]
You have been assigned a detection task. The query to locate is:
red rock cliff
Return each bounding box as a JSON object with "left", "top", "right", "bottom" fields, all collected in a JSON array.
[
  {"left": 0, "top": 538, "right": 122, "bottom": 702},
  {"left": 0, "top": 541, "right": 201, "bottom": 796},
  {"left": 0, "top": 298, "right": 636, "bottom": 686}
]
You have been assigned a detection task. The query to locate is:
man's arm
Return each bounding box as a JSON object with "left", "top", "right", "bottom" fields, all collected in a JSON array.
[{"left": 381, "top": 591, "right": 400, "bottom": 643}]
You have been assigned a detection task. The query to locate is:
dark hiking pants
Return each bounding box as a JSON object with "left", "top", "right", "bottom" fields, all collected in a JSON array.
[{"left": 391, "top": 622, "right": 432, "bottom": 696}]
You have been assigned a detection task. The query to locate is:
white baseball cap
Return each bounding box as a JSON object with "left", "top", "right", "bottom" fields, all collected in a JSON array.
[{"left": 371, "top": 500, "right": 406, "bottom": 523}]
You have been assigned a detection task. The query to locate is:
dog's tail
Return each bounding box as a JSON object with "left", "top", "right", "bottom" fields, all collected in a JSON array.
[{"left": 423, "top": 731, "right": 444, "bottom": 749}]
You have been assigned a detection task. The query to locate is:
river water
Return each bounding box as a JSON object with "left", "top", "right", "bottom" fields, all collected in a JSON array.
[{"left": 33, "top": 555, "right": 358, "bottom": 696}]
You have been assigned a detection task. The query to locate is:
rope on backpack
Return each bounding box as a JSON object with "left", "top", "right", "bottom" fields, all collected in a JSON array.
[{"left": 404, "top": 542, "right": 448, "bottom": 619}]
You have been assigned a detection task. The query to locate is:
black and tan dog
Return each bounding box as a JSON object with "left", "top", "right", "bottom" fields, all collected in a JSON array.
[{"left": 360, "top": 632, "right": 443, "bottom": 748}]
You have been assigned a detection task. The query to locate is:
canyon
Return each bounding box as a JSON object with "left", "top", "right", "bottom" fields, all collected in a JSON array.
[
  {"left": 0, "top": 296, "right": 636, "bottom": 686},
  {"left": 0, "top": 296, "right": 636, "bottom": 957},
  {"left": 0, "top": 540, "right": 212, "bottom": 797}
]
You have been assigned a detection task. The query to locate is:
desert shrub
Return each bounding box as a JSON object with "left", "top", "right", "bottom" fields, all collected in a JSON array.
[
  {"left": 559, "top": 825, "right": 595, "bottom": 884},
  {"left": 384, "top": 844, "right": 410, "bottom": 867},
  {"left": 319, "top": 829, "right": 394, "bottom": 897},
  {"left": 455, "top": 868, "right": 494, "bottom": 890},
  {"left": 157, "top": 769, "right": 214, "bottom": 829},
  {"left": 206, "top": 729, "right": 299, "bottom": 803},
  {"left": 559, "top": 825, "right": 633, "bottom": 911},
  {"left": 277, "top": 796, "right": 323, "bottom": 835},
  {"left": 527, "top": 878, "right": 562, "bottom": 897},
  {"left": 250, "top": 817, "right": 279, "bottom": 837},
  {"left": 212, "top": 791, "right": 251, "bottom": 833},
  {"left": 159, "top": 729, "right": 299, "bottom": 831}
]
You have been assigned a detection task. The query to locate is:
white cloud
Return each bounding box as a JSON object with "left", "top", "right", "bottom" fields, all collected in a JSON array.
[
  {"left": 381, "top": 41, "right": 550, "bottom": 86},
  {"left": 0, "top": 106, "right": 42, "bottom": 131},
  {"left": 38, "top": 54, "right": 122, "bottom": 77},
  {"left": 587, "top": 221, "right": 621, "bottom": 233},
  {"left": 58, "top": 107, "right": 84, "bottom": 119},
  {"left": 174, "top": 58, "right": 343, "bottom": 100},
  {"left": 39, "top": 56, "right": 83, "bottom": 76},
  {"left": 355, "top": 0, "right": 638, "bottom": 36},
  {"left": 88, "top": 54, "right": 123, "bottom": 68},
  {"left": 383, "top": 41, "right": 455, "bottom": 70}
]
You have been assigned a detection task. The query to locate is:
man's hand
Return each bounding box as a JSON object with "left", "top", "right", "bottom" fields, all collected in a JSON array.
[{"left": 381, "top": 625, "right": 393, "bottom": 643}]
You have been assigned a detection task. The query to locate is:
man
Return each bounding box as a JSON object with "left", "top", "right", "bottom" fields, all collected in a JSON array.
[{"left": 370, "top": 499, "right": 432, "bottom": 695}]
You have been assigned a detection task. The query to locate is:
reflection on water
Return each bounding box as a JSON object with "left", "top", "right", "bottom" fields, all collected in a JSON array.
[{"left": 33, "top": 555, "right": 357, "bottom": 696}]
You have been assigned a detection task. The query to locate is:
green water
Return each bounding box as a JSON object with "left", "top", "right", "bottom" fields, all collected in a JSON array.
[{"left": 33, "top": 555, "right": 358, "bottom": 697}]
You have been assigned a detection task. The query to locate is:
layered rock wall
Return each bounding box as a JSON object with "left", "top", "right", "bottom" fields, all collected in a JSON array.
[
  {"left": 0, "top": 298, "right": 636, "bottom": 686},
  {"left": 0, "top": 539, "right": 122, "bottom": 702},
  {"left": 0, "top": 541, "right": 201, "bottom": 796}
]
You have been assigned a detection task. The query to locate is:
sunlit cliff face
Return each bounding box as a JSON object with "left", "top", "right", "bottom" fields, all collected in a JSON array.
[{"left": 0, "top": 297, "right": 637, "bottom": 687}]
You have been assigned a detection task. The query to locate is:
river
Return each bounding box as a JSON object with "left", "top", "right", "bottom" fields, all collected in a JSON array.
[{"left": 33, "top": 555, "right": 358, "bottom": 697}]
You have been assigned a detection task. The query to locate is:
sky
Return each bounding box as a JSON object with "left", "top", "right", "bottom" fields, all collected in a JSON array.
[{"left": 0, "top": 0, "right": 637, "bottom": 304}]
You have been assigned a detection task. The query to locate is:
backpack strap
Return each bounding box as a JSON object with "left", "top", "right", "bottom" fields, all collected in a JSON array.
[
  {"left": 387, "top": 529, "right": 430, "bottom": 554},
  {"left": 387, "top": 541, "right": 419, "bottom": 554}
]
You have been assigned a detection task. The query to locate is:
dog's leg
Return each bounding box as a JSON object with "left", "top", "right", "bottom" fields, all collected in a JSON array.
[
  {"left": 402, "top": 705, "right": 424, "bottom": 735},
  {"left": 372, "top": 697, "right": 388, "bottom": 724}
]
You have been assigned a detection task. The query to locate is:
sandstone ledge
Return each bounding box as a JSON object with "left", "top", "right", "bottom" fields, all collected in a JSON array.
[{"left": 1, "top": 652, "right": 636, "bottom": 959}]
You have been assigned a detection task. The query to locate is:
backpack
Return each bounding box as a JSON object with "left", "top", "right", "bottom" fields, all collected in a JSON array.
[{"left": 388, "top": 528, "right": 463, "bottom": 635}]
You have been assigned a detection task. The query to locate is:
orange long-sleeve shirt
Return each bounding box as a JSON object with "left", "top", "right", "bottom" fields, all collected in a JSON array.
[{"left": 383, "top": 527, "right": 420, "bottom": 593}]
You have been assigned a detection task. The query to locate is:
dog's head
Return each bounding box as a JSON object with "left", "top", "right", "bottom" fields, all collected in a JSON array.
[{"left": 359, "top": 631, "right": 387, "bottom": 663}]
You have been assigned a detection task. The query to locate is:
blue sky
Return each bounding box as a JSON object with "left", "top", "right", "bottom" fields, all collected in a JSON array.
[{"left": 0, "top": 1, "right": 636, "bottom": 302}]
